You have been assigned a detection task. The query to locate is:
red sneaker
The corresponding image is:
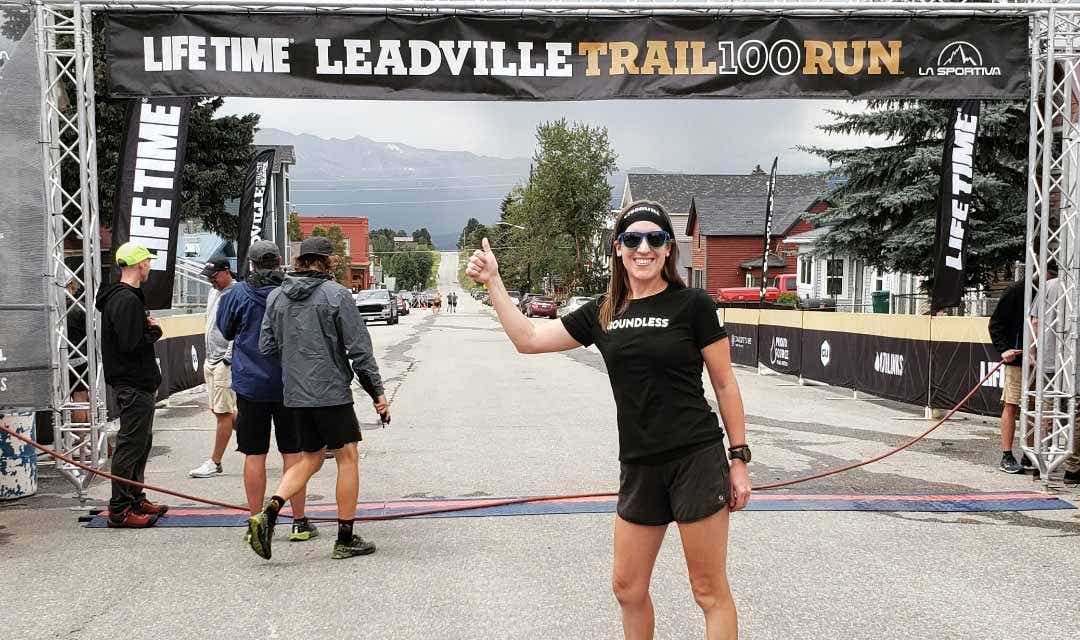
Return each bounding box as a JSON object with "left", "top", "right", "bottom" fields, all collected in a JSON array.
[
  {"left": 135, "top": 499, "right": 169, "bottom": 516},
  {"left": 107, "top": 508, "right": 159, "bottom": 528}
]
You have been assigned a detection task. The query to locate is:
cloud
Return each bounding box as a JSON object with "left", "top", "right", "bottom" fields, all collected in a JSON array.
[{"left": 221, "top": 97, "right": 878, "bottom": 174}]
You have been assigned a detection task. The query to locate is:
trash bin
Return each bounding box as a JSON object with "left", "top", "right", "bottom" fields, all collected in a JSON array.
[
  {"left": 872, "top": 290, "right": 890, "bottom": 314},
  {"left": 0, "top": 411, "right": 38, "bottom": 500}
]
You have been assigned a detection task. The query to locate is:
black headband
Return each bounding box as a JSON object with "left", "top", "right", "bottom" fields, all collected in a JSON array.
[{"left": 616, "top": 205, "right": 675, "bottom": 237}]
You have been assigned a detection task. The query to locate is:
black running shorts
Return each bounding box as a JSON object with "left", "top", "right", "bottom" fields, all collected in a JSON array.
[
  {"left": 235, "top": 395, "right": 301, "bottom": 456},
  {"left": 618, "top": 441, "right": 731, "bottom": 526},
  {"left": 292, "top": 403, "right": 362, "bottom": 452}
]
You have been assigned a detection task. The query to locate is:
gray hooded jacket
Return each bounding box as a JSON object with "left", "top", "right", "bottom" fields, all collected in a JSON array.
[{"left": 259, "top": 272, "right": 384, "bottom": 408}]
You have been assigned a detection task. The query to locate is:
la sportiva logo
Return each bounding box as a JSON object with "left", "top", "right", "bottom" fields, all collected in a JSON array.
[
  {"left": 980, "top": 361, "right": 1004, "bottom": 388},
  {"left": 919, "top": 41, "right": 1001, "bottom": 77}
]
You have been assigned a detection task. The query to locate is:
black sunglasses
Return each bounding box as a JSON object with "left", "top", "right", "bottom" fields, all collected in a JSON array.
[{"left": 618, "top": 230, "right": 671, "bottom": 249}]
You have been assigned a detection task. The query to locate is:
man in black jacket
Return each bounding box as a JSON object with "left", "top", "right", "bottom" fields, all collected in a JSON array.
[
  {"left": 95, "top": 242, "right": 169, "bottom": 528},
  {"left": 989, "top": 278, "right": 1029, "bottom": 474}
]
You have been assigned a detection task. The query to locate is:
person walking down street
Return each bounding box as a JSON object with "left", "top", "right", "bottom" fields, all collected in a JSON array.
[
  {"left": 433, "top": 291, "right": 442, "bottom": 315},
  {"left": 989, "top": 277, "right": 1028, "bottom": 474},
  {"left": 95, "top": 242, "right": 169, "bottom": 528},
  {"left": 247, "top": 236, "right": 390, "bottom": 561},
  {"left": 217, "top": 241, "right": 318, "bottom": 541},
  {"left": 466, "top": 201, "right": 752, "bottom": 640},
  {"left": 449, "top": 291, "right": 458, "bottom": 313},
  {"left": 190, "top": 257, "right": 237, "bottom": 479}
]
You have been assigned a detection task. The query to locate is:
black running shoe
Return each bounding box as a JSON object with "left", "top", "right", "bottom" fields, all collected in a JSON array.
[
  {"left": 1019, "top": 454, "right": 1036, "bottom": 473},
  {"left": 247, "top": 509, "right": 274, "bottom": 560},
  {"left": 1000, "top": 452, "right": 1022, "bottom": 474},
  {"left": 332, "top": 535, "right": 376, "bottom": 559}
]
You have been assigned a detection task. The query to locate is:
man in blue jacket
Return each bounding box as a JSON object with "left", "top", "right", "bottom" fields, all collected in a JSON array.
[{"left": 217, "top": 240, "right": 317, "bottom": 541}]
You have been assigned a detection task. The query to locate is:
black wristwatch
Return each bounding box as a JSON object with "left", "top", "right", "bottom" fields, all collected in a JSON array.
[{"left": 728, "top": 445, "right": 751, "bottom": 463}]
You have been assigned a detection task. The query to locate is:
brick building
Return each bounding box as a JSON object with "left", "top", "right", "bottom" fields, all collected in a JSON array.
[
  {"left": 622, "top": 172, "right": 827, "bottom": 298},
  {"left": 297, "top": 215, "right": 372, "bottom": 290}
]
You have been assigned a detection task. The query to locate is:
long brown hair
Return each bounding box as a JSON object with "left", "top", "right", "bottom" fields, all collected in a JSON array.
[{"left": 599, "top": 200, "right": 686, "bottom": 331}]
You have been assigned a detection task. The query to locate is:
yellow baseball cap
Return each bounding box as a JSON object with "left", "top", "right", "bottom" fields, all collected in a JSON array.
[{"left": 115, "top": 242, "right": 154, "bottom": 267}]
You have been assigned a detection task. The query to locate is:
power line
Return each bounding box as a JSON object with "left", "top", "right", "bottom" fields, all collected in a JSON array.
[
  {"left": 290, "top": 172, "right": 526, "bottom": 183},
  {"left": 292, "top": 183, "right": 517, "bottom": 193},
  {"left": 294, "top": 196, "right": 505, "bottom": 206}
]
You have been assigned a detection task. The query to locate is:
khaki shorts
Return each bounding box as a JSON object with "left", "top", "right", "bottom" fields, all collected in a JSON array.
[
  {"left": 204, "top": 360, "right": 237, "bottom": 414},
  {"left": 1002, "top": 364, "right": 1021, "bottom": 406}
]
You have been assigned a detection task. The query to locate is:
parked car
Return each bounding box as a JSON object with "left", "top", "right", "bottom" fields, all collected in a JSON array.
[
  {"left": 525, "top": 296, "right": 558, "bottom": 319},
  {"left": 558, "top": 296, "right": 595, "bottom": 317},
  {"left": 354, "top": 288, "right": 399, "bottom": 325},
  {"left": 395, "top": 293, "right": 410, "bottom": 315},
  {"left": 505, "top": 290, "right": 521, "bottom": 307},
  {"left": 717, "top": 274, "right": 798, "bottom": 303}
]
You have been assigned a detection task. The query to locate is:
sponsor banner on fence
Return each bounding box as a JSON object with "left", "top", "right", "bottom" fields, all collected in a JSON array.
[
  {"left": 799, "top": 330, "right": 858, "bottom": 391},
  {"left": 757, "top": 323, "right": 802, "bottom": 376},
  {"left": 105, "top": 13, "right": 1029, "bottom": 100},
  {"left": 155, "top": 332, "right": 206, "bottom": 401},
  {"left": 855, "top": 334, "right": 931, "bottom": 406},
  {"left": 725, "top": 323, "right": 758, "bottom": 368},
  {"left": 929, "top": 341, "right": 1002, "bottom": 417}
]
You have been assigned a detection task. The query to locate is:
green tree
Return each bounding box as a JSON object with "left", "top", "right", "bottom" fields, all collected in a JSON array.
[
  {"left": 801, "top": 100, "right": 1028, "bottom": 288},
  {"left": 507, "top": 120, "right": 618, "bottom": 293},
  {"left": 287, "top": 211, "right": 303, "bottom": 242},
  {"left": 309, "top": 225, "right": 350, "bottom": 282},
  {"left": 383, "top": 251, "right": 433, "bottom": 291},
  {"left": 412, "top": 227, "right": 433, "bottom": 247},
  {"left": 458, "top": 218, "right": 484, "bottom": 249}
]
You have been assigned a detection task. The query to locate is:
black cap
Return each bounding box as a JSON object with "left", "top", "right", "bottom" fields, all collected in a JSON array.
[
  {"left": 249, "top": 240, "right": 281, "bottom": 269},
  {"left": 200, "top": 256, "right": 232, "bottom": 278},
  {"left": 299, "top": 236, "right": 333, "bottom": 258}
]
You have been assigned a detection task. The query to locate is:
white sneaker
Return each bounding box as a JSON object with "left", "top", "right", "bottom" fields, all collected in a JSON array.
[{"left": 189, "top": 459, "right": 223, "bottom": 478}]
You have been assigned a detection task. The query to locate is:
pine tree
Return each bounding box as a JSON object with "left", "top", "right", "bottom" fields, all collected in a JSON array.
[{"left": 801, "top": 99, "right": 1028, "bottom": 288}]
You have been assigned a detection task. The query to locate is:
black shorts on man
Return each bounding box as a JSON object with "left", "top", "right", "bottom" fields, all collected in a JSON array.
[
  {"left": 292, "top": 403, "right": 362, "bottom": 452},
  {"left": 235, "top": 395, "right": 301, "bottom": 455},
  {"left": 618, "top": 441, "right": 731, "bottom": 526}
]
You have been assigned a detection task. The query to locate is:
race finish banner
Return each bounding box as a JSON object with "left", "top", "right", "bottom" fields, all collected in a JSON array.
[
  {"left": 931, "top": 100, "right": 981, "bottom": 311},
  {"left": 104, "top": 13, "right": 1029, "bottom": 100},
  {"left": 111, "top": 96, "right": 193, "bottom": 309},
  {"left": 235, "top": 148, "right": 275, "bottom": 279}
]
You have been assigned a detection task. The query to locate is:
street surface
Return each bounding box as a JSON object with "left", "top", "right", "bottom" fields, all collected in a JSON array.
[{"left": 2, "top": 251, "right": 1078, "bottom": 639}]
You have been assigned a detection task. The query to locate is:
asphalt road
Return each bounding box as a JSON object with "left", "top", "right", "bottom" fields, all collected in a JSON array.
[{"left": 2, "top": 251, "right": 1078, "bottom": 639}]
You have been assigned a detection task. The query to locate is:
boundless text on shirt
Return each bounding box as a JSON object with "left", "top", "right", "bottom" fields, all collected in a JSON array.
[{"left": 561, "top": 286, "right": 728, "bottom": 464}]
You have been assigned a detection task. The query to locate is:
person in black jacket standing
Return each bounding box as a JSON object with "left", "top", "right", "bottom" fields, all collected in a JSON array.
[
  {"left": 95, "top": 242, "right": 168, "bottom": 528},
  {"left": 989, "top": 277, "right": 1030, "bottom": 474}
]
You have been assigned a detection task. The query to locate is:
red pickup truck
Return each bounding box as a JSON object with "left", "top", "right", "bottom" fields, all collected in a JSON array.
[{"left": 718, "top": 274, "right": 798, "bottom": 302}]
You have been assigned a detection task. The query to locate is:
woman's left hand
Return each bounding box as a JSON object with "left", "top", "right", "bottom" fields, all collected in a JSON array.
[{"left": 728, "top": 461, "right": 752, "bottom": 511}]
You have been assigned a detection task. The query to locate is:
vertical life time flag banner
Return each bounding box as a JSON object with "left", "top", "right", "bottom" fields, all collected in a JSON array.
[
  {"left": 235, "top": 148, "right": 275, "bottom": 278},
  {"left": 111, "top": 97, "right": 193, "bottom": 309},
  {"left": 932, "top": 100, "right": 980, "bottom": 311}
]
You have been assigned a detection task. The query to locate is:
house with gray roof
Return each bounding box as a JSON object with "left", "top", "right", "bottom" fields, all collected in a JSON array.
[{"left": 622, "top": 171, "right": 828, "bottom": 296}]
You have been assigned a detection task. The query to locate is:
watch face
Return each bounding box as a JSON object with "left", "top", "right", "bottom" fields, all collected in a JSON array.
[{"left": 730, "top": 447, "right": 751, "bottom": 463}]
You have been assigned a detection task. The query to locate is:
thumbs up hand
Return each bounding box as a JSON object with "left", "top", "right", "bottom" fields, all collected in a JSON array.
[{"left": 465, "top": 237, "right": 500, "bottom": 284}]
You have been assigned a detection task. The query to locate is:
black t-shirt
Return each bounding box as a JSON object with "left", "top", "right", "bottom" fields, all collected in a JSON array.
[{"left": 561, "top": 285, "right": 728, "bottom": 464}]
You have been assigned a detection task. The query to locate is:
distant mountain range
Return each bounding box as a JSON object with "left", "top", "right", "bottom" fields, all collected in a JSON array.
[{"left": 256, "top": 128, "right": 662, "bottom": 249}]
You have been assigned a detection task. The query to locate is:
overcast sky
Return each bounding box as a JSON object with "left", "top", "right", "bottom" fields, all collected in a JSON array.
[{"left": 220, "top": 98, "right": 878, "bottom": 174}]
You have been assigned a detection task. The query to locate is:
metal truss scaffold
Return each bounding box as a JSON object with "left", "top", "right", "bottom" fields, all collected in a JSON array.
[
  {"left": 1022, "top": 6, "right": 1080, "bottom": 484},
  {"left": 17, "top": 0, "right": 1079, "bottom": 494},
  {"left": 34, "top": 1, "right": 107, "bottom": 499}
]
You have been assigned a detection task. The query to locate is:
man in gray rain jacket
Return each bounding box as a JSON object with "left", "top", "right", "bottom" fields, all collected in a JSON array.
[{"left": 246, "top": 236, "right": 390, "bottom": 561}]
